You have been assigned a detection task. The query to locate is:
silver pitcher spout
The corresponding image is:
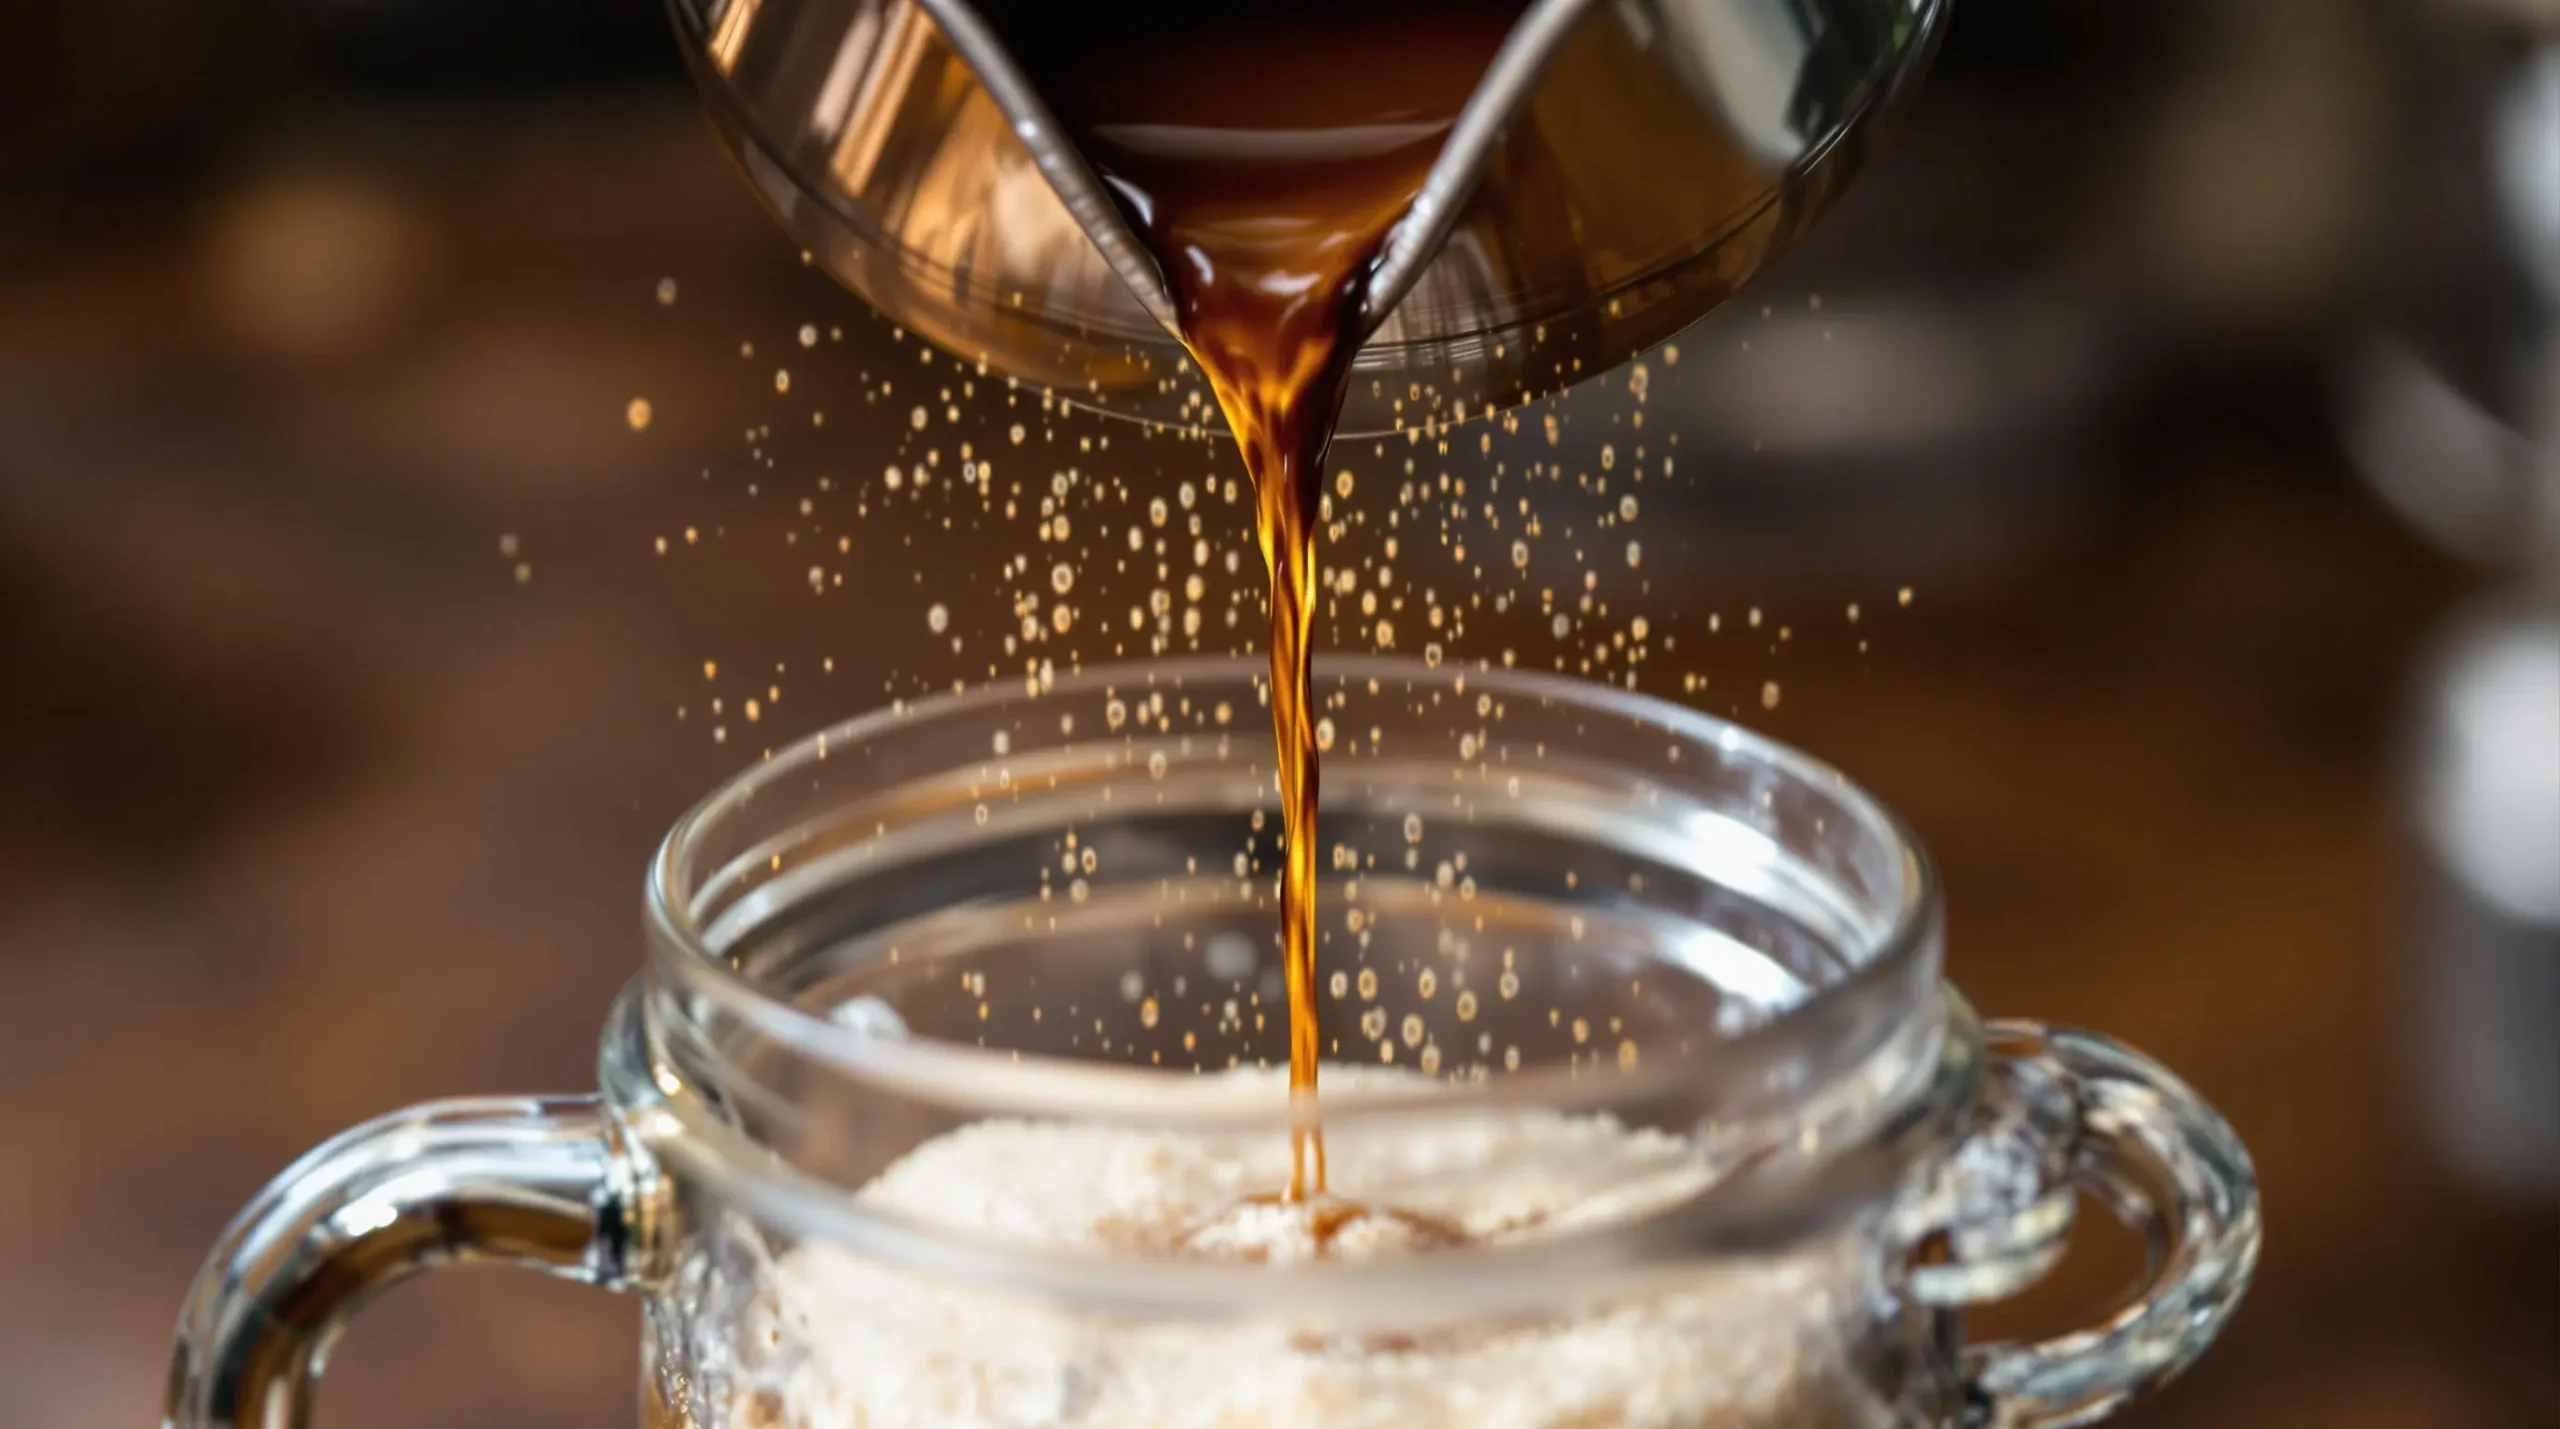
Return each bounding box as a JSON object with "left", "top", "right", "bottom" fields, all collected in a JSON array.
[{"left": 669, "top": 0, "right": 1947, "bottom": 434}]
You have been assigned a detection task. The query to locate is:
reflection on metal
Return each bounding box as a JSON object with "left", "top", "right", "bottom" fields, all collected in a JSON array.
[
  {"left": 708, "top": 0, "right": 765, "bottom": 74},
  {"left": 820, "top": 1, "right": 923, "bottom": 195},
  {"left": 1658, "top": 0, "right": 1818, "bottom": 164},
  {"left": 664, "top": 0, "right": 1945, "bottom": 431}
]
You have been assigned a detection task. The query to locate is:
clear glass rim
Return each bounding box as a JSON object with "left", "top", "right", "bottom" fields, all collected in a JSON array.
[
  {"left": 604, "top": 974, "right": 1973, "bottom": 1319},
  {"left": 628, "top": 654, "right": 1950, "bottom": 1308},
  {"left": 642, "top": 653, "right": 1941, "bottom": 1126}
]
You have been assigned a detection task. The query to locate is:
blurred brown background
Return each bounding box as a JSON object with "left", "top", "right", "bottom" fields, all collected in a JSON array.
[{"left": 1, "top": 1, "right": 2554, "bottom": 1426}]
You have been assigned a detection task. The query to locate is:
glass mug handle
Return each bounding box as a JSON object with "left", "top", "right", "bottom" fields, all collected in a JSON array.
[
  {"left": 165, "top": 1095, "right": 650, "bottom": 1429},
  {"left": 1915, "top": 1016, "right": 2263, "bottom": 1429},
  {"left": 164, "top": 1030, "right": 2255, "bottom": 1428}
]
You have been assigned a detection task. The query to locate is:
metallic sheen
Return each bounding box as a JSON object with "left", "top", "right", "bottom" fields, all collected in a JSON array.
[{"left": 664, "top": 0, "right": 1947, "bottom": 433}]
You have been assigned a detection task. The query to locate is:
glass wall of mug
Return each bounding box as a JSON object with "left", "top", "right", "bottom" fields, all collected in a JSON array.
[{"left": 168, "top": 656, "right": 2258, "bottom": 1429}]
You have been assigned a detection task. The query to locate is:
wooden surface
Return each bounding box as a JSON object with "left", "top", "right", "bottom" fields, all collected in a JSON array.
[{"left": 0, "top": 104, "right": 2552, "bottom": 1428}]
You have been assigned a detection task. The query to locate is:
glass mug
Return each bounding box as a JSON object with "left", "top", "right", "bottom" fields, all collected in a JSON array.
[{"left": 167, "top": 656, "right": 2259, "bottom": 1428}]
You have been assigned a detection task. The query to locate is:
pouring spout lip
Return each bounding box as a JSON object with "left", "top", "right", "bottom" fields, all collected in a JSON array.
[{"left": 908, "top": 0, "right": 1613, "bottom": 350}]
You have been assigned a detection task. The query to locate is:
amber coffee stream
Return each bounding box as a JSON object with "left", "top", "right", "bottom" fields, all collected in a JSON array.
[{"left": 981, "top": 0, "right": 1526, "bottom": 1201}]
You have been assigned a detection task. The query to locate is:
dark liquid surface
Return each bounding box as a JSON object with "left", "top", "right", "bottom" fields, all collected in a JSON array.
[{"left": 981, "top": 0, "right": 1525, "bottom": 1200}]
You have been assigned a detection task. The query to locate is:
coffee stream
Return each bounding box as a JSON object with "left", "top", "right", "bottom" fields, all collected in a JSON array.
[{"left": 983, "top": 1, "right": 1525, "bottom": 1201}]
